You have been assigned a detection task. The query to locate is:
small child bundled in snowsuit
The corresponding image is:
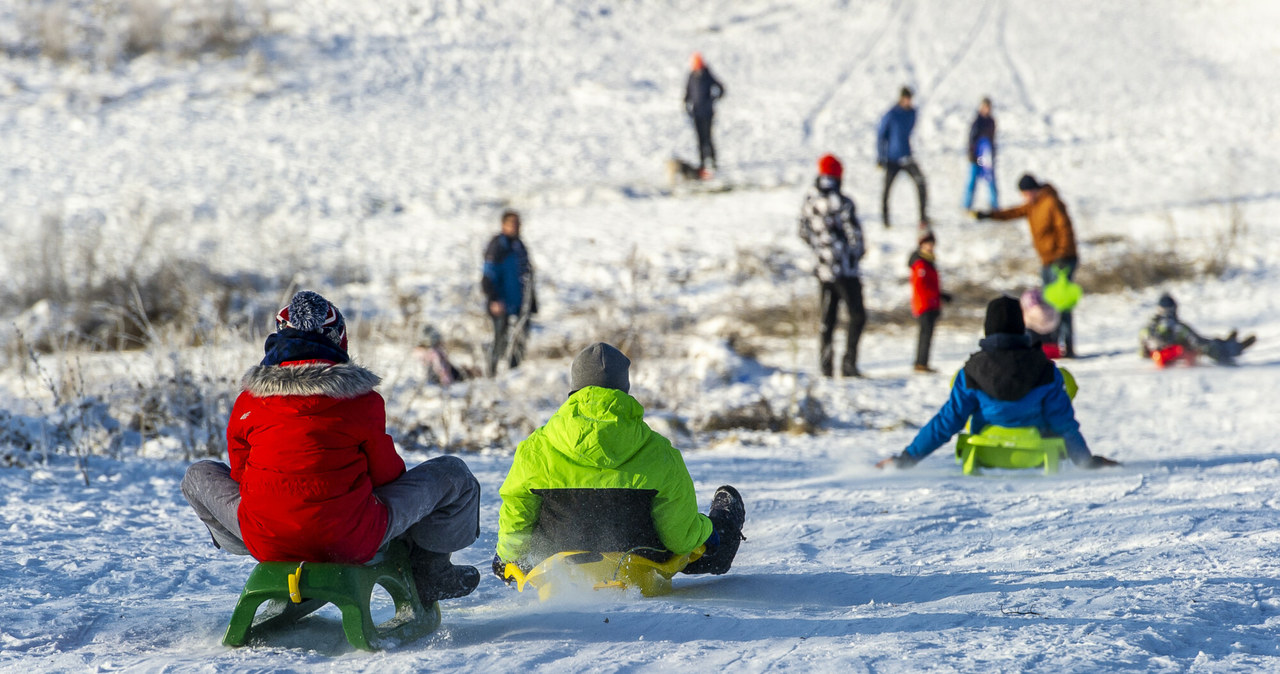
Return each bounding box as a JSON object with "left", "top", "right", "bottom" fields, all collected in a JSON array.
[
  {"left": 493, "top": 342, "right": 746, "bottom": 580},
  {"left": 908, "top": 229, "right": 950, "bottom": 373},
  {"left": 182, "top": 290, "right": 483, "bottom": 604},
  {"left": 1139, "top": 293, "right": 1256, "bottom": 364}
]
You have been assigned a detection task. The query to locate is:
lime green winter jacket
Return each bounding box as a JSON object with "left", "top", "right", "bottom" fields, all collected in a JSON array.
[{"left": 496, "top": 386, "right": 713, "bottom": 563}]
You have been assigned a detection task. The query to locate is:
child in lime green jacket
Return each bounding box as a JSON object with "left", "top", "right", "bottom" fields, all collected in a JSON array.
[{"left": 493, "top": 343, "right": 745, "bottom": 578}]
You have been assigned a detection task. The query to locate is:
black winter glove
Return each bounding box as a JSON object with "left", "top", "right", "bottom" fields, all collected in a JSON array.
[
  {"left": 941, "top": 292, "right": 954, "bottom": 304},
  {"left": 491, "top": 554, "right": 511, "bottom": 583},
  {"left": 893, "top": 454, "right": 919, "bottom": 469},
  {"left": 971, "top": 210, "right": 991, "bottom": 221},
  {"left": 1079, "top": 455, "right": 1121, "bottom": 469}
]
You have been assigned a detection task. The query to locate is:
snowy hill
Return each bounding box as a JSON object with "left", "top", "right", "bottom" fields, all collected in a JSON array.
[{"left": 2, "top": 0, "right": 1279, "bottom": 670}]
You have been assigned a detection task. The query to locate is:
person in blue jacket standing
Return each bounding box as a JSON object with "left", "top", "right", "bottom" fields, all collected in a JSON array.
[
  {"left": 482, "top": 209, "right": 537, "bottom": 376},
  {"left": 876, "top": 296, "right": 1119, "bottom": 470},
  {"left": 964, "top": 97, "right": 998, "bottom": 212},
  {"left": 877, "top": 86, "right": 928, "bottom": 228}
]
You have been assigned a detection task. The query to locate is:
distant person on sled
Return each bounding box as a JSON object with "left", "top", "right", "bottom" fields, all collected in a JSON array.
[
  {"left": 876, "top": 296, "right": 1119, "bottom": 470},
  {"left": 493, "top": 342, "right": 746, "bottom": 582},
  {"left": 182, "top": 290, "right": 482, "bottom": 605},
  {"left": 1140, "top": 293, "right": 1256, "bottom": 365}
]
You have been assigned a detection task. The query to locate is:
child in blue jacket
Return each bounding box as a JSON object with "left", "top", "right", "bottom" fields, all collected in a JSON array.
[{"left": 877, "top": 296, "right": 1119, "bottom": 469}]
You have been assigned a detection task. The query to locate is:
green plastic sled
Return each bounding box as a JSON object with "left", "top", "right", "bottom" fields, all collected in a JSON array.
[
  {"left": 222, "top": 540, "right": 440, "bottom": 651},
  {"left": 954, "top": 425, "right": 1067, "bottom": 475}
]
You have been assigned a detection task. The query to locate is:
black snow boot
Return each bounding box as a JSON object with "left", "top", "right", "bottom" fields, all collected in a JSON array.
[
  {"left": 410, "top": 548, "right": 480, "bottom": 604},
  {"left": 683, "top": 485, "right": 746, "bottom": 576}
]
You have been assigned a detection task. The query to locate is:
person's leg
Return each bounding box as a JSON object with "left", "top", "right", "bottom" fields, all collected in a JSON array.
[
  {"left": 839, "top": 276, "right": 867, "bottom": 376},
  {"left": 682, "top": 485, "right": 745, "bottom": 576},
  {"left": 985, "top": 165, "right": 999, "bottom": 209},
  {"left": 489, "top": 313, "right": 509, "bottom": 376},
  {"left": 378, "top": 456, "right": 481, "bottom": 554},
  {"left": 881, "top": 163, "right": 901, "bottom": 227},
  {"left": 916, "top": 309, "right": 938, "bottom": 368},
  {"left": 181, "top": 460, "right": 250, "bottom": 555},
  {"left": 818, "top": 281, "right": 839, "bottom": 377},
  {"left": 377, "top": 455, "right": 482, "bottom": 602},
  {"left": 694, "top": 115, "right": 713, "bottom": 170},
  {"left": 508, "top": 314, "right": 531, "bottom": 369},
  {"left": 904, "top": 159, "right": 928, "bottom": 223},
  {"left": 963, "top": 163, "right": 979, "bottom": 210}
]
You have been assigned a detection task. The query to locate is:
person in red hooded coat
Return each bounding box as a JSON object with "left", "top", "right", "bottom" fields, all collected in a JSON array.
[
  {"left": 182, "top": 290, "right": 481, "bottom": 603},
  {"left": 908, "top": 229, "right": 950, "bottom": 372}
]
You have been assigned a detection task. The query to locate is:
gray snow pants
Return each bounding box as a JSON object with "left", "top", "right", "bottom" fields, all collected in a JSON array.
[{"left": 181, "top": 455, "right": 481, "bottom": 558}]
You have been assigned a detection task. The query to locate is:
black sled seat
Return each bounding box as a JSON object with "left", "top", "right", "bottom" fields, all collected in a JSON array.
[{"left": 222, "top": 540, "right": 440, "bottom": 651}]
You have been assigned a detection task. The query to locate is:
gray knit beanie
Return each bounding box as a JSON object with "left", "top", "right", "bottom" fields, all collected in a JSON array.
[{"left": 570, "top": 342, "right": 631, "bottom": 393}]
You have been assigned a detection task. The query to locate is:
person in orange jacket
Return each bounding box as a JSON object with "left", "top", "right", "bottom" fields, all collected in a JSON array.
[{"left": 974, "top": 173, "right": 1079, "bottom": 357}]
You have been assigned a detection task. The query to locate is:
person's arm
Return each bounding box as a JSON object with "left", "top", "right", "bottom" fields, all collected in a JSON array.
[
  {"left": 651, "top": 442, "right": 714, "bottom": 556},
  {"left": 880, "top": 372, "right": 978, "bottom": 468},
  {"left": 709, "top": 71, "right": 724, "bottom": 101},
  {"left": 481, "top": 237, "right": 503, "bottom": 303},
  {"left": 876, "top": 112, "right": 890, "bottom": 165},
  {"left": 1041, "top": 370, "right": 1095, "bottom": 465},
  {"left": 357, "top": 392, "right": 407, "bottom": 488},
  {"left": 1048, "top": 198, "right": 1075, "bottom": 258},
  {"left": 684, "top": 74, "right": 694, "bottom": 115},
  {"left": 495, "top": 437, "right": 545, "bottom": 563},
  {"left": 981, "top": 201, "right": 1031, "bottom": 221},
  {"left": 797, "top": 198, "right": 817, "bottom": 248},
  {"left": 844, "top": 200, "right": 865, "bottom": 261},
  {"left": 226, "top": 392, "right": 252, "bottom": 482},
  {"left": 968, "top": 119, "right": 980, "bottom": 163}
]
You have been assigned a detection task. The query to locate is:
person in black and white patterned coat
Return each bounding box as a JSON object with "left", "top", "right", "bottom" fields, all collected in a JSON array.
[{"left": 798, "top": 154, "right": 866, "bottom": 378}]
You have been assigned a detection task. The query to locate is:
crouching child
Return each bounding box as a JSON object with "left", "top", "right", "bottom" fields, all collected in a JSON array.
[
  {"left": 493, "top": 342, "right": 746, "bottom": 581},
  {"left": 182, "top": 290, "right": 482, "bottom": 605}
]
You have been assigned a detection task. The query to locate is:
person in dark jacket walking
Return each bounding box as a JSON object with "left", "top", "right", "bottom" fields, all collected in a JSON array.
[
  {"left": 909, "top": 229, "right": 950, "bottom": 373},
  {"left": 798, "top": 154, "right": 866, "bottom": 378},
  {"left": 964, "top": 97, "right": 997, "bottom": 211},
  {"left": 876, "top": 296, "right": 1119, "bottom": 470},
  {"left": 181, "top": 290, "right": 482, "bottom": 604},
  {"left": 482, "top": 209, "right": 537, "bottom": 376},
  {"left": 877, "top": 86, "right": 928, "bottom": 228},
  {"left": 684, "top": 52, "right": 724, "bottom": 176}
]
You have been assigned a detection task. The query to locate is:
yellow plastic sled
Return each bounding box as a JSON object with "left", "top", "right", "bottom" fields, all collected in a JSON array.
[
  {"left": 954, "top": 425, "right": 1067, "bottom": 475},
  {"left": 504, "top": 546, "right": 705, "bottom": 601}
]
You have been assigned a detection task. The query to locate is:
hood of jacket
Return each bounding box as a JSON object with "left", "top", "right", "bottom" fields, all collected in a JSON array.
[
  {"left": 907, "top": 249, "right": 935, "bottom": 268},
  {"left": 962, "top": 334, "right": 1056, "bottom": 401},
  {"left": 541, "top": 386, "right": 653, "bottom": 469},
  {"left": 241, "top": 362, "right": 381, "bottom": 400}
]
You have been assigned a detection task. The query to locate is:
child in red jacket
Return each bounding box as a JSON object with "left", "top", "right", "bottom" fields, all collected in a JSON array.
[
  {"left": 182, "top": 290, "right": 481, "bottom": 603},
  {"left": 909, "top": 229, "right": 949, "bottom": 372}
]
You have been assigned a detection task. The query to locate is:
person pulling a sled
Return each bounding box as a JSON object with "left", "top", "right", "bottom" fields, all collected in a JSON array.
[
  {"left": 876, "top": 296, "right": 1119, "bottom": 470},
  {"left": 182, "top": 290, "right": 482, "bottom": 605},
  {"left": 1139, "top": 293, "right": 1256, "bottom": 365},
  {"left": 493, "top": 342, "right": 746, "bottom": 580}
]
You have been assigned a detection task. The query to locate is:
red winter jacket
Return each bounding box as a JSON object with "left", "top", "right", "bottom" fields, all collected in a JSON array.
[
  {"left": 228, "top": 361, "right": 406, "bottom": 563},
  {"left": 909, "top": 250, "right": 941, "bottom": 317}
]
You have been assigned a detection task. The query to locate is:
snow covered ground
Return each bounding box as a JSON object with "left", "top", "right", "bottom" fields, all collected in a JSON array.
[{"left": 2, "top": 0, "right": 1280, "bottom": 670}]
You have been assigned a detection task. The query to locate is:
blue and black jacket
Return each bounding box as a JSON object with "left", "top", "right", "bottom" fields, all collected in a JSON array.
[
  {"left": 902, "top": 334, "right": 1093, "bottom": 465},
  {"left": 877, "top": 105, "right": 916, "bottom": 165},
  {"left": 482, "top": 234, "right": 535, "bottom": 316}
]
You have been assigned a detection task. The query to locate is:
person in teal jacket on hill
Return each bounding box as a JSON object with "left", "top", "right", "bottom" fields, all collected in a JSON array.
[
  {"left": 493, "top": 342, "right": 746, "bottom": 579},
  {"left": 876, "top": 296, "right": 1119, "bottom": 470}
]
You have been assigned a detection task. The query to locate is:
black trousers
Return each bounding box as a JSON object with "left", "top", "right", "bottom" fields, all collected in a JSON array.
[
  {"left": 489, "top": 313, "right": 531, "bottom": 376},
  {"left": 915, "top": 309, "right": 939, "bottom": 367},
  {"left": 882, "top": 158, "right": 928, "bottom": 226},
  {"left": 818, "top": 277, "right": 866, "bottom": 376},
  {"left": 692, "top": 114, "right": 716, "bottom": 169}
]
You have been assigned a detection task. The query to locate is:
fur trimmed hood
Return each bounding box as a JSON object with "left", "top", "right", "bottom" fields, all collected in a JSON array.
[{"left": 241, "top": 362, "right": 381, "bottom": 399}]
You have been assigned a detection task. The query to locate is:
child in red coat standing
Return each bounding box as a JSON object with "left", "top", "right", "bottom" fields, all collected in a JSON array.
[
  {"left": 182, "top": 290, "right": 481, "bottom": 603},
  {"left": 909, "top": 229, "right": 949, "bottom": 373}
]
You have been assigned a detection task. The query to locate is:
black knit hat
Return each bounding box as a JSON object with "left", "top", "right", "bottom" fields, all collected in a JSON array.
[
  {"left": 984, "top": 296, "right": 1026, "bottom": 336},
  {"left": 571, "top": 342, "right": 631, "bottom": 393},
  {"left": 1017, "top": 174, "right": 1040, "bottom": 191}
]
